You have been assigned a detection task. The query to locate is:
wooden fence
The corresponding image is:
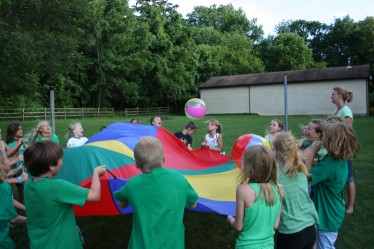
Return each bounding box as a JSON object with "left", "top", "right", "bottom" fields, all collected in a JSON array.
[
  {"left": 0, "top": 107, "right": 179, "bottom": 121},
  {"left": 0, "top": 108, "right": 114, "bottom": 121},
  {"left": 123, "top": 106, "right": 178, "bottom": 117}
]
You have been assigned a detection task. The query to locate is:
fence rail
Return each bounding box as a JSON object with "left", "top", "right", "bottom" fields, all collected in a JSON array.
[
  {"left": 0, "top": 108, "right": 114, "bottom": 121},
  {"left": 123, "top": 106, "right": 177, "bottom": 117},
  {"left": 0, "top": 107, "right": 178, "bottom": 121}
]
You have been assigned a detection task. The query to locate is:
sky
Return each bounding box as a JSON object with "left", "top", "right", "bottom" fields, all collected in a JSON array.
[{"left": 129, "top": 0, "right": 373, "bottom": 36}]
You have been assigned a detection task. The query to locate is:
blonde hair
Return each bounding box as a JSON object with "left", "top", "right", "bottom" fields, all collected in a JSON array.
[
  {"left": 205, "top": 119, "right": 222, "bottom": 134},
  {"left": 272, "top": 132, "right": 309, "bottom": 178},
  {"left": 65, "top": 122, "right": 82, "bottom": 139},
  {"left": 238, "top": 145, "right": 283, "bottom": 206},
  {"left": 333, "top": 86, "right": 353, "bottom": 103},
  {"left": 322, "top": 122, "right": 359, "bottom": 160},
  {"left": 30, "top": 120, "right": 52, "bottom": 143},
  {"left": 134, "top": 137, "right": 164, "bottom": 173}
]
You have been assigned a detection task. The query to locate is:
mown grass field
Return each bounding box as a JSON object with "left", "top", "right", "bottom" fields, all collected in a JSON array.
[{"left": 2, "top": 114, "right": 373, "bottom": 248}]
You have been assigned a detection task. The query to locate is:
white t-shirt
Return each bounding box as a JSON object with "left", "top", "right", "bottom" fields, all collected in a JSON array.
[
  {"left": 67, "top": 137, "right": 88, "bottom": 148},
  {"left": 204, "top": 133, "right": 220, "bottom": 148}
]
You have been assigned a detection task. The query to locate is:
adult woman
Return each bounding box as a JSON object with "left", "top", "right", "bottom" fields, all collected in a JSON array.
[{"left": 331, "top": 86, "right": 355, "bottom": 214}]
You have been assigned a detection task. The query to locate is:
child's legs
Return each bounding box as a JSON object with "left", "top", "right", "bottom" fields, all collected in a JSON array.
[
  {"left": 346, "top": 160, "right": 355, "bottom": 214},
  {"left": 316, "top": 229, "right": 338, "bottom": 249},
  {"left": 0, "top": 220, "right": 15, "bottom": 249},
  {"left": 276, "top": 225, "right": 316, "bottom": 249}
]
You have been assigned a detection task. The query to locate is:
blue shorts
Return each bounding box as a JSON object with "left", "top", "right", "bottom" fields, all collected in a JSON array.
[
  {"left": 316, "top": 229, "right": 338, "bottom": 249},
  {"left": 347, "top": 160, "right": 354, "bottom": 183}
]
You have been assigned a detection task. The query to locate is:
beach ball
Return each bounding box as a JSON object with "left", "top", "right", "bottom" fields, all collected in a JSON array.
[
  {"left": 185, "top": 98, "right": 207, "bottom": 120},
  {"left": 231, "top": 134, "right": 270, "bottom": 168}
]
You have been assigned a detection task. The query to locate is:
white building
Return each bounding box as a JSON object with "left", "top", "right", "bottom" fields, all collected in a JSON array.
[{"left": 200, "top": 65, "right": 370, "bottom": 116}]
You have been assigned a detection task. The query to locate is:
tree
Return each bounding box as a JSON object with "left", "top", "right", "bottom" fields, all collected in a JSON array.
[
  {"left": 256, "top": 33, "right": 314, "bottom": 72},
  {"left": 0, "top": 0, "right": 92, "bottom": 107},
  {"left": 186, "top": 4, "right": 263, "bottom": 42},
  {"left": 275, "top": 19, "right": 329, "bottom": 63},
  {"left": 322, "top": 16, "right": 358, "bottom": 67}
]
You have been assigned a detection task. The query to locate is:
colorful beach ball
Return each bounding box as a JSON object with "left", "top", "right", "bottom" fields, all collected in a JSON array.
[
  {"left": 185, "top": 98, "right": 207, "bottom": 120},
  {"left": 231, "top": 134, "right": 270, "bottom": 168}
]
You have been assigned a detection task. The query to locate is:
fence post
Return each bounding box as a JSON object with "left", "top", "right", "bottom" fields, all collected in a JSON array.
[
  {"left": 64, "top": 107, "right": 66, "bottom": 119},
  {"left": 97, "top": 108, "right": 100, "bottom": 117},
  {"left": 22, "top": 108, "right": 25, "bottom": 121},
  {"left": 82, "top": 107, "right": 84, "bottom": 118},
  {"left": 44, "top": 107, "right": 47, "bottom": 120}
]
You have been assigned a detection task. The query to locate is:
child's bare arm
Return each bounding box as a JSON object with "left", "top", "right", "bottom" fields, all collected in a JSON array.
[
  {"left": 13, "top": 199, "right": 26, "bottom": 211},
  {"left": 86, "top": 166, "right": 106, "bottom": 202},
  {"left": 118, "top": 201, "right": 128, "bottom": 208},
  {"left": 189, "top": 202, "right": 197, "bottom": 208},
  {"left": 227, "top": 185, "right": 247, "bottom": 231},
  {"left": 10, "top": 215, "right": 27, "bottom": 224},
  {"left": 304, "top": 142, "right": 321, "bottom": 170}
]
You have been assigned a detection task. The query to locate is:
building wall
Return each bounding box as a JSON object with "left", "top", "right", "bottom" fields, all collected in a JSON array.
[
  {"left": 200, "top": 87, "right": 250, "bottom": 114},
  {"left": 201, "top": 79, "right": 367, "bottom": 116}
]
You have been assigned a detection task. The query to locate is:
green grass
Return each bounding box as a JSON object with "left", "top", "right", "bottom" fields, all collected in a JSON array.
[{"left": 3, "top": 114, "right": 374, "bottom": 248}]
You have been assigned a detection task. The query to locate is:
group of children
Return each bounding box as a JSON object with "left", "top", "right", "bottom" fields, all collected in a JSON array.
[
  {"left": 0, "top": 120, "right": 92, "bottom": 248},
  {"left": 1, "top": 86, "right": 359, "bottom": 249}
]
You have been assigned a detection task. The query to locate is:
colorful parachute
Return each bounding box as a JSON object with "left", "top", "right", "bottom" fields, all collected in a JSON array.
[{"left": 56, "top": 122, "right": 240, "bottom": 216}]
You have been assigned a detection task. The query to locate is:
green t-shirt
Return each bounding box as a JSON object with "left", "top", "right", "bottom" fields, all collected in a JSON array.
[
  {"left": 0, "top": 181, "right": 18, "bottom": 220},
  {"left": 278, "top": 171, "right": 318, "bottom": 234},
  {"left": 34, "top": 134, "right": 60, "bottom": 144},
  {"left": 236, "top": 183, "right": 281, "bottom": 249},
  {"left": 24, "top": 178, "right": 89, "bottom": 249},
  {"left": 334, "top": 105, "right": 353, "bottom": 120},
  {"left": 0, "top": 181, "right": 18, "bottom": 249},
  {"left": 310, "top": 155, "right": 347, "bottom": 232},
  {"left": 114, "top": 167, "right": 198, "bottom": 249}
]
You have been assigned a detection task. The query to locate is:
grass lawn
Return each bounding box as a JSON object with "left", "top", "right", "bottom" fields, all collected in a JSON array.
[{"left": 2, "top": 114, "right": 373, "bottom": 248}]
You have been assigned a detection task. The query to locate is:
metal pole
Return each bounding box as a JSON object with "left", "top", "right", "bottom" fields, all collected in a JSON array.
[
  {"left": 283, "top": 74, "right": 288, "bottom": 131},
  {"left": 50, "top": 90, "right": 56, "bottom": 133}
]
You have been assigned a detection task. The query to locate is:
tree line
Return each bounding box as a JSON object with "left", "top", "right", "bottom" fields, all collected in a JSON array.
[{"left": 1, "top": 0, "right": 373, "bottom": 109}]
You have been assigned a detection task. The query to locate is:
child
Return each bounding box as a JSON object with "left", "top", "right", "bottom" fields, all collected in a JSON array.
[
  {"left": 23, "top": 141, "right": 106, "bottom": 249},
  {"left": 264, "top": 119, "right": 283, "bottom": 144},
  {"left": 150, "top": 116, "right": 162, "bottom": 127},
  {"left": 300, "top": 120, "right": 327, "bottom": 162},
  {"left": 227, "top": 145, "right": 283, "bottom": 249},
  {"left": 174, "top": 121, "right": 197, "bottom": 151},
  {"left": 305, "top": 121, "right": 359, "bottom": 249},
  {"left": 66, "top": 122, "right": 88, "bottom": 148},
  {"left": 272, "top": 132, "right": 318, "bottom": 249},
  {"left": 30, "top": 120, "right": 59, "bottom": 143},
  {"left": 0, "top": 149, "right": 27, "bottom": 249},
  {"left": 6, "top": 123, "right": 28, "bottom": 203},
  {"left": 130, "top": 119, "right": 139, "bottom": 124},
  {"left": 114, "top": 137, "right": 198, "bottom": 249},
  {"left": 201, "top": 119, "right": 223, "bottom": 153}
]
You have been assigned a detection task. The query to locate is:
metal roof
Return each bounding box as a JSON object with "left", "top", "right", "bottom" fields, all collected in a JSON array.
[{"left": 199, "top": 64, "right": 371, "bottom": 89}]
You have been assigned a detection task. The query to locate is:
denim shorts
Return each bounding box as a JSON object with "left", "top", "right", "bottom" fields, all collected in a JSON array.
[
  {"left": 347, "top": 160, "right": 354, "bottom": 183},
  {"left": 316, "top": 229, "right": 338, "bottom": 249}
]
